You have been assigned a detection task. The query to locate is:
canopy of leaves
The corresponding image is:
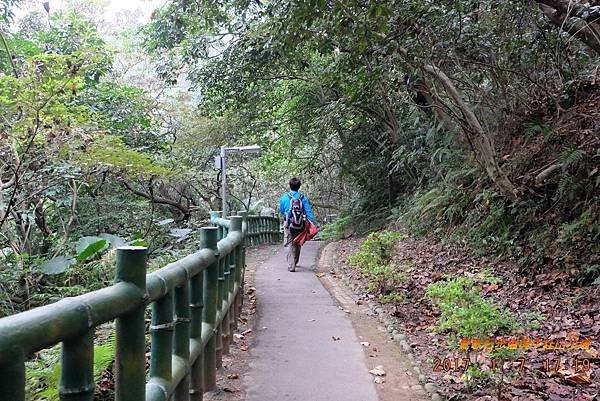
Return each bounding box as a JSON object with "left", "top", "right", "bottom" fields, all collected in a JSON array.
[{"left": 145, "top": 0, "right": 599, "bottom": 274}]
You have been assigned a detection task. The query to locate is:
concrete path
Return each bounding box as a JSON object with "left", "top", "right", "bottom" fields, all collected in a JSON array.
[{"left": 245, "top": 241, "right": 379, "bottom": 401}]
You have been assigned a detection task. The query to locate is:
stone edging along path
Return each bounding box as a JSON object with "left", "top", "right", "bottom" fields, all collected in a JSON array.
[{"left": 316, "top": 241, "right": 444, "bottom": 401}]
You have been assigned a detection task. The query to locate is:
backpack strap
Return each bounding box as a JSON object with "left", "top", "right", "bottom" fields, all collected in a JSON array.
[
  {"left": 287, "top": 192, "right": 304, "bottom": 207},
  {"left": 288, "top": 192, "right": 304, "bottom": 200}
]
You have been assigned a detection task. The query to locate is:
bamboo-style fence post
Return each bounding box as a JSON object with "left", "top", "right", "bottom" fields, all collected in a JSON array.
[
  {"left": 202, "top": 227, "right": 219, "bottom": 391},
  {"left": 0, "top": 211, "right": 281, "bottom": 401},
  {"left": 115, "top": 246, "right": 148, "bottom": 401}
]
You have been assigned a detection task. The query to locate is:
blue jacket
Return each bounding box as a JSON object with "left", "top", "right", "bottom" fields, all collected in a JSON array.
[{"left": 279, "top": 191, "right": 315, "bottom": 224}]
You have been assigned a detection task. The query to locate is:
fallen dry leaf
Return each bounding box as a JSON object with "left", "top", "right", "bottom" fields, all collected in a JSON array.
[
  {"left": 227, "top": 374, "right": 239, "bottom": 380},
  {"left": 374, "top": 376, "right": 385, "bottom": 384},
  {"left": 549, "top": 369, "right": 573, "bottom": 379},
  {"left": 564, "top": 372, "right": 591, "bottom": 385},
  {"left": 240, "top": 342, "right": 250, "bottom": 351},
  {"left": 369, "top": 366, "right": 386, "bottom": 376},
  {"left": 332, "top": 336, "right": 341, "bottom": 341},
  {"left": 356, "top": 299, "right": 364, "bottom": 305},
  {"left": 241, "top": 329, "right": 253, "bottom": 336},
  {"left": 360, "top": 342, "right": 371, "bottom": 347}
]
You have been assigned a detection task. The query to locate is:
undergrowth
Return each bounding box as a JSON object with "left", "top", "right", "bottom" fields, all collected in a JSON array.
[
  {"left": 425, "top": 276, "right": 518, "bottom": 339},
  {"left": 26, "top": 334, "right": 115, "bottom": 401},
  {"left": 425, "top": 275, "right": 541, "bottom": 395},
  {"left": 348, "top": 230, "right": 407, "bottom": 300},
  {"left": 395, "top": 169, "right": 599, "bottom": 284}
]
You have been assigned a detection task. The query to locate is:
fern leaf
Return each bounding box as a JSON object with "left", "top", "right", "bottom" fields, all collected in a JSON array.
[{"left": 559, "top": 148, "right": 585, "bottom": 170}]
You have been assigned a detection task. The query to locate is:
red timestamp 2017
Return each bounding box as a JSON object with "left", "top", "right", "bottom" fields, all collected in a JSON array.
[{"left": 433, "top": 356, "right": 592, "bottom": 374}]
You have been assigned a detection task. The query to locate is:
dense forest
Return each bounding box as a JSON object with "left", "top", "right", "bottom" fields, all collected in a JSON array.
[
  {"left": 142, "top": 0, "right": 599, "bottom": 281},
  {"left": 0, "top": 0, "right": 599, "bottom": 400}
]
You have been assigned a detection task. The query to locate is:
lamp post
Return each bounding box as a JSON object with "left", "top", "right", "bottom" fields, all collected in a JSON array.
[{"left": 216, "top": 145, "right": 261, "bottom": 217}]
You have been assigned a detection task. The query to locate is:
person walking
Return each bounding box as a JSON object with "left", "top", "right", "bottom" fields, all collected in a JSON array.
[{"left": 279, "top": 177, "right": 315, "bottom": 272}]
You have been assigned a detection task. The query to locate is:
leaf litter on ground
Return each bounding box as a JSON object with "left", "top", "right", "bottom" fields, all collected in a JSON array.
[{"left": 335, "top": 235, "right": 599, "bottom": 400}]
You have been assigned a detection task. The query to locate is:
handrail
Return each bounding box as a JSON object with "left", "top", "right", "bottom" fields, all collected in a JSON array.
[{"left": 0, "top": 212, "right": 281, "bottom": 401}]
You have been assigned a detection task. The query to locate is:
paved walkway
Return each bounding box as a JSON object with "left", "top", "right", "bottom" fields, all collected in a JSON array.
[{"left": 245, "top": 241, "right": 379, "bottom": 401}]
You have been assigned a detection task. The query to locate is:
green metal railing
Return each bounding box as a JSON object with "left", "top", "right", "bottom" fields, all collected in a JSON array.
[{"left": 0, "top": 212, "right": 281, "bottom": 401}]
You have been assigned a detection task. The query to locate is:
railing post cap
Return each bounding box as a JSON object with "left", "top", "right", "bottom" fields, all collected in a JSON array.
[
  {"left": 230, "top": 216, "right": 243, "bottom": 232},
  {"left": 115, "top": 246, "right": 147, "bottom": 288},
  {"left": 200, "top": 226, "right": 219, "bottom": 251},
  {"left": 116, "top": 246, "right": 148, "bottom": 251}
]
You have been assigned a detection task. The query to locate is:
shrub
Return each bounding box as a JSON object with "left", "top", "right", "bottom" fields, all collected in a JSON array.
[
  {"left": 319, "top": 215, "right": 353, "bottom": 240},
  {"left": 425, "top": 276, "right": 517, "bottom": 339},
  {"left": 348, "top": 230, "right": 406, "bottom": 296}
]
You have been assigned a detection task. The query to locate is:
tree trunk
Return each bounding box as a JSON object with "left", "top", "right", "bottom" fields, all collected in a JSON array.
[
  {"left": 396, "top": 47, "right": 518, "bottom": 200},
  {"left": 537, "top": 2, "right": 600, "bottom": 55},
  {"left": 420, "top": 63, "right": 518, "bottom": 200}
]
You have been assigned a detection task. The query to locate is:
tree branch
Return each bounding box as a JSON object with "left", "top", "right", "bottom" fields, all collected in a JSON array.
[
  {"left": 121, "top": 179, "right": 192, "bottom": 221},
  {"left": 538, "top": 2, "right": 600, "bottom": 54}
]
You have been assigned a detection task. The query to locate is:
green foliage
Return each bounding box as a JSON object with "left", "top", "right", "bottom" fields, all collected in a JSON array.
[
  {"left": 558, "top": 147, "right": 586, "bottom": 170},
  {"left": 319, "top": 215, "right": 353, "bottom": 240},
  {"left": 364, "top": 264, "right": 407, "bottom": 294},
  {"left": 425, "top": 276, "right": 517, "bottom": 338},
  {"left": 348, "top": 230, "right": 406, "bottom": 295},
  {"left": 463, "top": 364, "right": 494, "bottom": 391},
  {"left": 38, "top": 11, "right": 113, "bottom": 82},
  {"left": 26, "top": 345, "right": 61, "bottom": 401},
  {"left": 93, "top": 334, "right": 116, "bottom": 381},
  {"left": 379, "top": 291, "right": 405, "bottom": 304},
  {"left": 75, "top": 135, "right": 170, "bottom": 177},
  {"left": 142, "top": 0, "right": 599, "bottom": 289},
  {"left": 75, "top": 83, "right": 163, "bottom": 151},
  {"left": 399, "top": 173, "right": 599, "bottom": 282},
  {"left": 76, "top": 236, "right": 108, "bottom": 261},
  {"left": 524, "top": 120, "right": 555, "bottom": 143},
  {"left": 40, "top": 256, "right": 76, "bottom": 275},
  {"left": 348, "top": 231, "right": 403, "bottom": 267},
  {"left": 0, "top": 0, "right": 19, "bottom": 22},
  {"left": 25, "top": 335, "right": 115, "bottom": 401}
]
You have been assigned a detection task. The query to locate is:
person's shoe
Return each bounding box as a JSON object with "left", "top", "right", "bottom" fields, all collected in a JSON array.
[{"left": 288, "top": 266, "right": 295, "bottom": 272}]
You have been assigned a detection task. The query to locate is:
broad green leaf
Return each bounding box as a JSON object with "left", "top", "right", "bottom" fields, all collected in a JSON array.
[
  {"left": 40, "top": 256, "right": 75, "bottom": 275},
  {"left": 169, "top": 228, "right": 193, "bottom": 241},
  {"left": 76, "top": 237, "right": 108, "bottom": 261},
  {"left": 76, "top": 236, "right": 106, "bottom": 254},
  {"left": 99, "top": 233, "right": 127, "bottom": 248}
]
